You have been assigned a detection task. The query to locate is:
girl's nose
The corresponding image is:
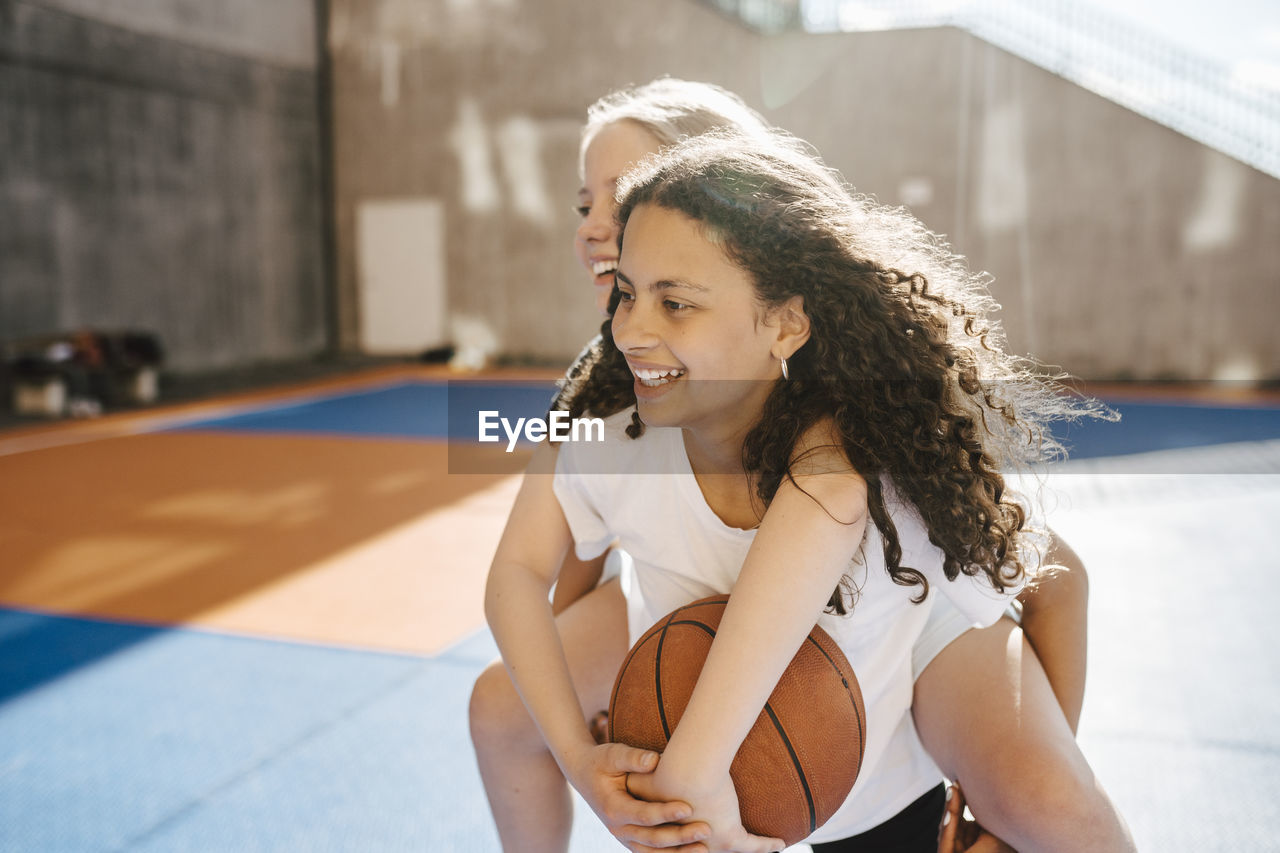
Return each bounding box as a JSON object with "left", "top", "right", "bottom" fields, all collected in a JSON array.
[
  {"left": 611, "top": 300, "right": 654, "bottom": 354},
  {"left": 576, "top": 206, "right": 614, "bottom": 247}
]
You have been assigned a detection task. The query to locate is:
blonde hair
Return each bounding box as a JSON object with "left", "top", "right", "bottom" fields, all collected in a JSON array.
[{"left": 579, "top": 78, "right": 772, "bottom": 175}]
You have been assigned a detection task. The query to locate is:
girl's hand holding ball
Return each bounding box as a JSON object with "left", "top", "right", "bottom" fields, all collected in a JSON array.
[
  {"left": 626, "top": 769, "right": 784, "bottom": 853},
  {"left": 566, "top": 742, "right": 710, "bottom": 851}
]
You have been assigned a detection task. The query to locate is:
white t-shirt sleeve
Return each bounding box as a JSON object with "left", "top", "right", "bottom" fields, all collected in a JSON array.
[
  {"left": 937, "top": 565, "right": 1022, "bottom": 627},
  {"left": 886, "top": 476, "right": 1036, "bottom": 628},
  {"left": 551, "top": 443, "right": 613, "bottom": 561}
]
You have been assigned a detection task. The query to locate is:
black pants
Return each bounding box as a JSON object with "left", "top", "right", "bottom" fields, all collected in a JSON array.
[{"left": 810, "top": 784, "right": 946, "bottom": 853}]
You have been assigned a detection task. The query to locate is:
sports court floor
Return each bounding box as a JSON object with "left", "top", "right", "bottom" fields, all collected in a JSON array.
[{"left": 2, "top": 365, "right": 1278, "bottom": 851}]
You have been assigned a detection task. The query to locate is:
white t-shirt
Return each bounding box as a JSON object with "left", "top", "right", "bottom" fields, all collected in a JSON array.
[{"left": 553, "top": 410, "right": 1023, "bottom": 842}]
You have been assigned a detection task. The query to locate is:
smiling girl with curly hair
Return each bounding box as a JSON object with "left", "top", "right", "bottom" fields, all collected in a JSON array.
[{"left": 475, "top": 115, "right": 1134, "bottom": 852}]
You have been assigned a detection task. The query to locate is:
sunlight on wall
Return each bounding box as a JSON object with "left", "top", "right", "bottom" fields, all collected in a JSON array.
[
  {"left": 379, "top": 41, "right": 402, "bottom": 107},
  {"left": 1212, "top": 355, "right": 1261, "bottom": 384},
  {"left": 1182, "top": 149, "right": 1246, "bottom": 253},
  {"left": 976, "top": 100, "right": 1028, "bottom": 232},
  {"left": 496, "top": 116, "right": 555, "bottom": 225},
  {"left": 448, "top": 98, "right": 502, "bottom": 215}
]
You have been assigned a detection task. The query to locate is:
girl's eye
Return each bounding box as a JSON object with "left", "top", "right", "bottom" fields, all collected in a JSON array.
[
  {"left": 664, "top": 299, "right": 690, "bottom": 312},
  {"left": 574, "top": 205, "right": 590, "bottom": 218},
  {"left": 616, "top": 289, "right": 634, "bottom": 303}
]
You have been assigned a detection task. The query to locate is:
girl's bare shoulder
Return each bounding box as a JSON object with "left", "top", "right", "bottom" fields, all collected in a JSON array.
[{"left": 784, "top": 418, "right": 867, "bottom": 522}]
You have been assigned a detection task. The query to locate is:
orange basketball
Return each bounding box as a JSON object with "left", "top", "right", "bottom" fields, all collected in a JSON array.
[{"left": 608, "top": 595, "right": 866, "bottom": 846}]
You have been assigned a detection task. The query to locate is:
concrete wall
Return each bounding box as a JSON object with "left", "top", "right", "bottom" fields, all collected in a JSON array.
[
  {"left": 0, "top": 0, "right": 327, "bottom": 371},
  {"left": 763, "top": 28, "right": 1280, "bottom": 381},
  {"left": 328, "top": 0, "right": 1280, "bottom": 381},
  {"left": 327, "top": 0, "right": 767, "bottom": 363},
  {"left": 29, "top": 0, "right": 317, "bottom": 67},
  {"left": 8, "top": 0, "right": 1270, "bottom": 379}
]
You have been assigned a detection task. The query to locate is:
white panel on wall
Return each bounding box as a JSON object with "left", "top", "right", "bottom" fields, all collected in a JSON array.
[{"left": 356, "top": 198, "right": 448, "bottom": 355}]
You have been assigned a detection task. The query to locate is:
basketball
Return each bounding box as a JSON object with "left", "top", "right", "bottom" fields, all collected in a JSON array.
[{"left": 608, "top": 595, "right": 866, "bottom": 846}]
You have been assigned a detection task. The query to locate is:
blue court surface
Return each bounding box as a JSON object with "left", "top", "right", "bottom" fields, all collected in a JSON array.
[
  {"left": 0, "top": 609, "right": 623, "bottom": 853},
  {"left": 1058, "top": 395, "right": 1280, "bottom": 461},
  {"left": 3, "top": 379, "right": 1279, "bottom": 852},
  {"left": 168, "top": 381, "right": 560, "bottom": 443},
  {"left": 169, "top": 380, "right": 1280, "bottom": 461}
]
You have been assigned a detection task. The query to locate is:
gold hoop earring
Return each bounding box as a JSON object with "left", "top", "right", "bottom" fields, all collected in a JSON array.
[{"left": 780, "top": 356, "right": 790, "bottom": 381}]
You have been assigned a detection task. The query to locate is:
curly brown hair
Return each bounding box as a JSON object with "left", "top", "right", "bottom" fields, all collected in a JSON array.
[{"left": 564, "top": 130, "right": 1103, "bottom": 612}]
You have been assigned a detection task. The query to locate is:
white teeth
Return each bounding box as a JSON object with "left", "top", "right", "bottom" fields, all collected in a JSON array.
[
  {"left": 592, "top": 259, "right": 618, "bottom": 276},
  {"left": 632, "top": 366, "right": 686, "bottom": 386}
]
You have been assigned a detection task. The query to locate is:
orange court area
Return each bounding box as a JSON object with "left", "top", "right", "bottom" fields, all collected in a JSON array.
[{"left": 0, "top": 366, "right": 544, "bottom": 656}]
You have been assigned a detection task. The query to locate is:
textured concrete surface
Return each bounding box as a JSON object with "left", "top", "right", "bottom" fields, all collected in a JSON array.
[
  {"left": 327, "top": 1, "right": 1280, "bottom": 380},
  {"left": 5, "top": 1, "right": 1275, "bottom": 381},
  {"left": 0, "top": 0, "right": 327, "bottom": 371}
]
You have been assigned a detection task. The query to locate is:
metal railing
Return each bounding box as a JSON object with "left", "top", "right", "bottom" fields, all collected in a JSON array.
[{"left": 705, "top": 0, "right": 1280, "bottom": 179}]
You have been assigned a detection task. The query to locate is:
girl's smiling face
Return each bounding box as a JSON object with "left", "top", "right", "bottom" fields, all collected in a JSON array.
[
  {"left": 612, "top": 203, "right": 801, "bottom": 439},
  {"left": 575, "top": 121, "right": 663, "bottom": 316}
]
